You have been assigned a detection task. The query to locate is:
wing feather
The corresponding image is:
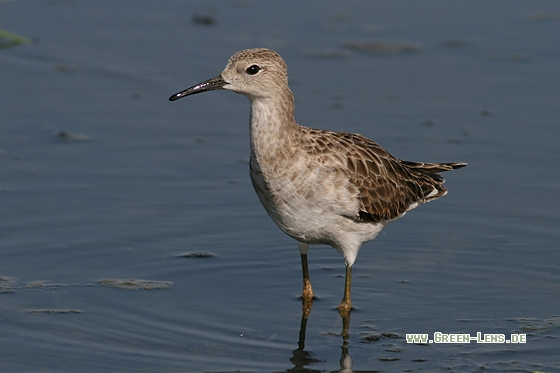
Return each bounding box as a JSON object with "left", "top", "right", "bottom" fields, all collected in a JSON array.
[{"left": 300, "top": 128, "right": 466, "bottom": 223}]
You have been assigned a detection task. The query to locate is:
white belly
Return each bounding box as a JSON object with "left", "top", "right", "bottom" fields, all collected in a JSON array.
[{"left": 249, "top": 151, "right": 385, "bottom": 265}]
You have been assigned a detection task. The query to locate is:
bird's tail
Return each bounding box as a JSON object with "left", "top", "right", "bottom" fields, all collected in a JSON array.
[
  {"left": 401, "top": 161, "right": 466, "bottom": 201},
  {"left": 401, "top": 160, "right": 467, "bottom": 174}
]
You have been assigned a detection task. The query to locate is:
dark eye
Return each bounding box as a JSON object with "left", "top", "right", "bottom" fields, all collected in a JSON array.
[{"left": 245, "top": 65, "right": 261, "bottom": 75}]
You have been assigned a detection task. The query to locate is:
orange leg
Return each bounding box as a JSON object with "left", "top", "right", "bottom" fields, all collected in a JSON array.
[
  {"left": 337, "top": 265, "right": 352, "bottom": 315},
  {"left": 300, "top": 253, "right": 314, "bottom": 300}
]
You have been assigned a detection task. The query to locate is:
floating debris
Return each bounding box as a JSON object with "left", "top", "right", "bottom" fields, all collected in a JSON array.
[
  {"left": 344, "top": 41, "right": 421, "bottom": 56},
  {"left": 30, "top": 309, "right": 82, "bottom": 314},
  {"left": 100, "top": 278, "right": 173, "bottom": 290},
  {"left": 360, "top": 331, "right": 401, "bottom": 343},
  {"left": 58, "top": 131, "right": 94, "bottom": 142},
  {"left": 422, "top": 119, "right": 437, "bottom": 127},
  {"left": 24, "top": 280, "right": 66, "bottom": 288},
  {"left": 360, "top": 333, "right": 381, "bottom": 342},
  {"left": 0, "top": 276, "right": 17, "bottom": 293},
  {"left": 0, "top": 28, "right": 33, "bottom": 50},
  {"left": 175, "top": 251, "right": 215, "bottom": 258},
  {"left": 509, "top": 315, "right": 560, "bottom": 333},
  {"left": 192, "top": 14, "right": 215, "bottom": 26},
  {"left": 381, "top": 332, "right": 400, "bottom": 339}
]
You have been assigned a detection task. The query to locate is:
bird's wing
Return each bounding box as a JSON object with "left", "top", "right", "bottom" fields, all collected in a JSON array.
[{"left": 301, "top": 129, "right": 449, "bottom": 223}]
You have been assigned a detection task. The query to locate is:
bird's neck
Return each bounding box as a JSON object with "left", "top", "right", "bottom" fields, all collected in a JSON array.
[{"left": 249, "top": 89, "right": 299, "bottom": 162}]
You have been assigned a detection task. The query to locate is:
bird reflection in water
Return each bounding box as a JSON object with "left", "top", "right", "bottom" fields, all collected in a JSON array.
[{"left": 285, "top": 300, "right": 379, "bottom": 373}]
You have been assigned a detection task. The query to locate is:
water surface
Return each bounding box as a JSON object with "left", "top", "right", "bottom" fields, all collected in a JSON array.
[{"left": 1, "top": 1, "right": 559, "bottom": 372}]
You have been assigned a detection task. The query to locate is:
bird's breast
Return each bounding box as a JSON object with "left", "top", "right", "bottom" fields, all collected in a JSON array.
[{"left": 248, "top": 149, "right": 361, "bottom": 243}]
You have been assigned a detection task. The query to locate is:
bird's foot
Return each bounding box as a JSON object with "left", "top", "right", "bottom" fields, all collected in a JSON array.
[
  {"left": 301, "top": 278, "right": 314, "bottom": 301},
  {"left": 337, "top": 299, "right": 352, "bottom": 317},
  {"left": 301, "top": 297, "right": 313, "bottom": 319}
]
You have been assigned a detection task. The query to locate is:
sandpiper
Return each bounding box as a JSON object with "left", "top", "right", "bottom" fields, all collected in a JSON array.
[{"left": 170, "top": 48, "right": 466, "bottom": 313}]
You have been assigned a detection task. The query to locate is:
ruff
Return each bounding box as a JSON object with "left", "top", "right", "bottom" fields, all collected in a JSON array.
[{"left": 170, "top": 48, "right": 466, "bottom": 312}]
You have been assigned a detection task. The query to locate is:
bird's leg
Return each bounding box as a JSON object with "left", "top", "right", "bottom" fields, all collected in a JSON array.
[
  {"left": 337, "top": 265, "right": 352, "bottom": 315},
  {"left": 298, "top": 242, "right": 314, "bottom": 301},
  {"left": 300, "top": 253, "right": 314, "bottom": 301},
  {"left": 340, "top": 308, "right": 351, "bottom": 348}
]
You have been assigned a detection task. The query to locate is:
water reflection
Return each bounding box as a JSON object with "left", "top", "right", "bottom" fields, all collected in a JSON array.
[
  {"left": 287, "top": 300, "right": 322, "bottom": 372},
  {"left": 286, "top": 300, "right": 379, "bottom": 373}
]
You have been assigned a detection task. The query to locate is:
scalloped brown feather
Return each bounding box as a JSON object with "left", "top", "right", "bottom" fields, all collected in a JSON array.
[{"left": 300, "top": 128, "right": 466, "bottom": 223}]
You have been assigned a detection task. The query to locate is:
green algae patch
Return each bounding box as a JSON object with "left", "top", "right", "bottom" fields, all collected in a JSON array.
[{"left": 0, "top": 28, "right": 33, "bottom": 49}]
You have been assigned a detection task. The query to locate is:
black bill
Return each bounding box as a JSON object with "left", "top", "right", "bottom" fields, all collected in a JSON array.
[{"left": 169, "top": 75, "right": 226, "bottom": 101}]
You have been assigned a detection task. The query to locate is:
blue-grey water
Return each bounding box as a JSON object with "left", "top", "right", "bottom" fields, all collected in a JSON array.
[{"left": 1, "top": 1, "right": 559, "bottom": 372}]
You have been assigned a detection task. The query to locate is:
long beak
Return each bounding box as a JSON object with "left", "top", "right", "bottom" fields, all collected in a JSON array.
[{"left": 169, "top": 75, "right": 226, "bottom": 101}]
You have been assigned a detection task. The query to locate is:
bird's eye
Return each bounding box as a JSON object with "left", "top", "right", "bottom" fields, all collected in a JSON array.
[{"left": 245, "top": 65, "right": 261, "bottom": 75}]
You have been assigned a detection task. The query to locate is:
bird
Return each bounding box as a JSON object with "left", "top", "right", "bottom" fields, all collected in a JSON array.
[{"left": 169, "top": 48, "right": 466, "bottom": 313}]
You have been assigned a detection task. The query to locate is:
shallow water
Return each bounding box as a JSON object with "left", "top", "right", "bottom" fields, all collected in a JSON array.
[{"left": 1, "top": 1, "right": 559, "bottom": 372}]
